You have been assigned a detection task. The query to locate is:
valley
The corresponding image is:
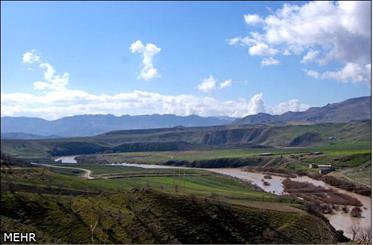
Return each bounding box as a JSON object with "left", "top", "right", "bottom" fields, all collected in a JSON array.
[{"left": 1, "top": 98, "right": 371, "bottom": 244}]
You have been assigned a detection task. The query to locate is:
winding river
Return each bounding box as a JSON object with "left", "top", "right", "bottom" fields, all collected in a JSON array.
[{"left": 205, "top": 168, "right": 371, "bottom": 239}]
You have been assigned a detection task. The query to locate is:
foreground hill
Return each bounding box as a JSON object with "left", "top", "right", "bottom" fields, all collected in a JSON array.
[
  {"left": 1, "top": 155, "right": 347, "bottom": 244},
  {"left": 2, "top": 120, "right": 370, "bottom": 158},
  {"left": 1, "top": 189, "right": 346, "bottom": 244},
  {"left": 1, "top": 114, "right": 235, "bottom": 138},
  {"left": 235, "top": 96, "right": 371, "bottom": 125}
]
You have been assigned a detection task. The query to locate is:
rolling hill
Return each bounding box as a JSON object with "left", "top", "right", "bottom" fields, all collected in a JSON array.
[{"left": 2, "top": 120, "right": 370, "bottom": 158}]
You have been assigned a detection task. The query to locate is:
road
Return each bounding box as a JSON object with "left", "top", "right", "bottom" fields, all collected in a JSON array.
[{"left": 30, "top": 162, "right": 94, "bottom": 179}]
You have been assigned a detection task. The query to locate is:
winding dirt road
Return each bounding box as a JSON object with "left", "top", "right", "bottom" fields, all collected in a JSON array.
[{"left": 31, "top": 162, "right": 94, "bottom": 179}]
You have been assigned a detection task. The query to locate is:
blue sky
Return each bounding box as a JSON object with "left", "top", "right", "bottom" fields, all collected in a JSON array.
[{"left": 1, "top": 1, "right": 371, "bottom": 119}]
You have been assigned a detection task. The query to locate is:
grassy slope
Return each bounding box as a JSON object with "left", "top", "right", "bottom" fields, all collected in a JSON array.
[
  {"left": 1, "top": 189, "right": 343, "bottom": 244},
  {"left": 1, "top": 167, "right": 276, "bottom": 203}
]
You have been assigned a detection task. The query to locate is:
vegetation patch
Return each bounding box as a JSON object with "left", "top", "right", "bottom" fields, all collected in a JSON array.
[
  {"left": 283, "top": 179, "right": 362, "bottom": 214},
  {"left": 0, "top": 189, "right": 347, "bottom": 244}
]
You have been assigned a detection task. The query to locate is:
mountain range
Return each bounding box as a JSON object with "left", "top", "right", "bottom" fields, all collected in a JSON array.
[
  {"left": 1, "top": 114, "right": 235, "bottom": 138},
  {"left": 1, "top": 96, "right": 370, "bottom": 138},
  {"left": 234, "top": 96, "right": 371, "bottom": 125}
]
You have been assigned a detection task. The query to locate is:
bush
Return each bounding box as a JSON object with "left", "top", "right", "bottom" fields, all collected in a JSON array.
[{"left": 350, "top": 207, "right": 362, "bottom": 217}]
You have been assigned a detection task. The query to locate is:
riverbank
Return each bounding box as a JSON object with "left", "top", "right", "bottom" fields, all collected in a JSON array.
[{"left": 207, "top": 168, "right": 371, "bottom": 240}]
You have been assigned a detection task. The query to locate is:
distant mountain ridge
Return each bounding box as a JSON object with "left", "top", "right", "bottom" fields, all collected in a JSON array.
[
  {"left": 1, "top": 96, "right": 370, "bottom": 138},
  {"left": 1, "top": 114, "right": 236, "bottom": 138},
  {"left": 0, "top": 132, "right": 61, "bottom": 140},
  {"left": 235, "top": 96, "right": 371, "bottom": 125}
]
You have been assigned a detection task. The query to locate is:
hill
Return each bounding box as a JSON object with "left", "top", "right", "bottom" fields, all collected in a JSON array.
[
  {"left": 2, "top": 120, "right": 370, "bottom": 158},
  {"left": 1, "top": 186, "right": 346, "bottom": 243},
  {"left": 235, "top": 96, "right": 371, "bottom": 125},
  {"left": 1, "top": 114, "right": 235, "bottom": 137}
]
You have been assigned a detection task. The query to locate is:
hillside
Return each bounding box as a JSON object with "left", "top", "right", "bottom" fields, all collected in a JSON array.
[
  {"left": 1, "top": 114, "right": 235, "bottom": 138},
  {"left": 1, "top": 152, "right": 350, "bottom": 244},
  {"left": 2, "top": 120, "right": 370, "bottom": 158},
  {"left": 1, "top": 188, "right": 346, "bottom": 243},
  {"left": 235, "top": 96, "right": 371, "bottom": 125}
]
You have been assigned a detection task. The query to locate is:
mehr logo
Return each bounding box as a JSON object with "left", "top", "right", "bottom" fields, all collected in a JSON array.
[{"left": 3, "top": 233, "right": 36, "bottom": 243}]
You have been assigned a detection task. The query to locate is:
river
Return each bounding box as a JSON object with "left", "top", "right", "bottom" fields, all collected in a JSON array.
[
  {"left": 207, "top": 168, "right": 371, "bottom": 239},
  {"left": 54, "top": 155, "right": 78, "bottom": 164}
]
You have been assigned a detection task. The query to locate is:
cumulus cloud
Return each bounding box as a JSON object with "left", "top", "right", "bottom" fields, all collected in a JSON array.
[
  {"left": 220, "top": 79, "right": 232, "bottom": 88},
  {"left": 197, "top": 75, "right": 216, "bottom": 92},
  {"left": 305, "top": 69, "right": 320, "bottom": 79},
  {"left": 22, "top": 50, "right": 40, "bottom": 64},
  {"left": 306, "top": 63, "right": 371, "bottom": 83},
  {"left": 3, "top": 87, "right": 308, "bottom": 120},
  {"left": 249, "top": 42, "right": 278, "bottom": 56},
  {"left": 22, "top": 50, "right": 70, "bottom": 91},
  {"left": 129, "top": 40, "right": 161, "bottom": 80},
  {"left": 198, "top": 76, "right": 235, "bottom": 92},
  {"left": 3, "top": 51, "right": 310, "bottom": 119},
  {"left": 269, "top": 99, "right": 310, "bottom": 114},
  {"left": 247, "top": 93, "right": 265, "bottom": 114},
  {"left": 244, "top": 14, "right": 263, "bottom": 25},
  {"left": 261, "top": 57, "right": 280, "bottom": 66},
  {"left": 229, "top": 1, "right": 371, "bottom": 84},
  {"left": 301, "top": 50, "right": 319, "bottom": 64}
]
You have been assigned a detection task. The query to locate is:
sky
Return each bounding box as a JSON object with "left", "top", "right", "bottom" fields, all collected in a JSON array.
[{"left": 1, "top": 1, "right": 371, "bottom": 120}]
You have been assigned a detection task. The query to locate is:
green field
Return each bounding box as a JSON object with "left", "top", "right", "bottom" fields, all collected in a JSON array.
[{"left": 74, "top": 140, "right": 370, "bottom": 164}]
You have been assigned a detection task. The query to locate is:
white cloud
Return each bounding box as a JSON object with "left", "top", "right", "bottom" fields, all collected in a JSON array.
[
  {"left": 246, "top": 93, "right": 265, "bottom": 114},
  {"left": 306, "top": 62, "right": 371, "bottom": 84},
  {"left": 261, "top": 57, "right": 280, "bottom": 66},
  {"left": 22, "top": 50, "right": 40, "bottom": 64},
  {"left": 3, "top": 87, "right": 309, "bottom": 120},
  {"left": 219, "top": 79, "right": 232, "bottom": 88},
  {"left": 22, "top": 50, "right": 70, "bottom": 91},
  {"left": 301, "top": 50, "right": 319, "bottom": 64},
  {"left": 230, "top": 1, "right": 371, "bottom": 84},
  {"left": 198, "top": 75, "right": 216, "bottom": 92},
  {"left": 227, "top": 36, "right": 256, "bottom": 46},
  {"left": 244, "top": 14, "right": 264, "bottom": 25},
  {"left": 129, "top": 40, "right": 161, "bottom": 80},
  {"left": 249, "top": 42, "right": 278, "bottom": 56},
  {"left": 33, "top": 63, "right": 70, "bottom": 91},
  {"left": 305, "top": 69, "right": 320, "bottom": 79},
  {"left": 3, "top": 51, "right": 310, "bottom": 119},
  {"left": 269, "top": 99, "right": 309, "bottom": 114}
]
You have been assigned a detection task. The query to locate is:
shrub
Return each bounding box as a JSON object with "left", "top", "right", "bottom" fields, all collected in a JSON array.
[{"left": 350, "top": 207, "right": 362, "bottom": 217}]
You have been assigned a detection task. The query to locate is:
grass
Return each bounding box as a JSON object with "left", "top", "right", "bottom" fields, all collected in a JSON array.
[
  {"left": 345, "top": 170, "right": 371, "bottom": 187},
  {"left": 1, "top": 166, "right": 279, "bottom": 205},
  {"left": 78, "top": 141, "right": 371, "bottom": 165},
  {"left": 57, "top": 163, "right": 204, "bottom": 175},
  {"left": 0, "top": 189, "right": 344, "bottom": 244}
]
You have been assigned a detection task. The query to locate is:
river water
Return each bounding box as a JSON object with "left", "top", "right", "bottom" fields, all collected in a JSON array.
[
  {"left": 207, "top": 168, "right": 371, "bottom": 239},
  {"left": 54, "top": 155, "right": 77, "bottom": 164}
]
